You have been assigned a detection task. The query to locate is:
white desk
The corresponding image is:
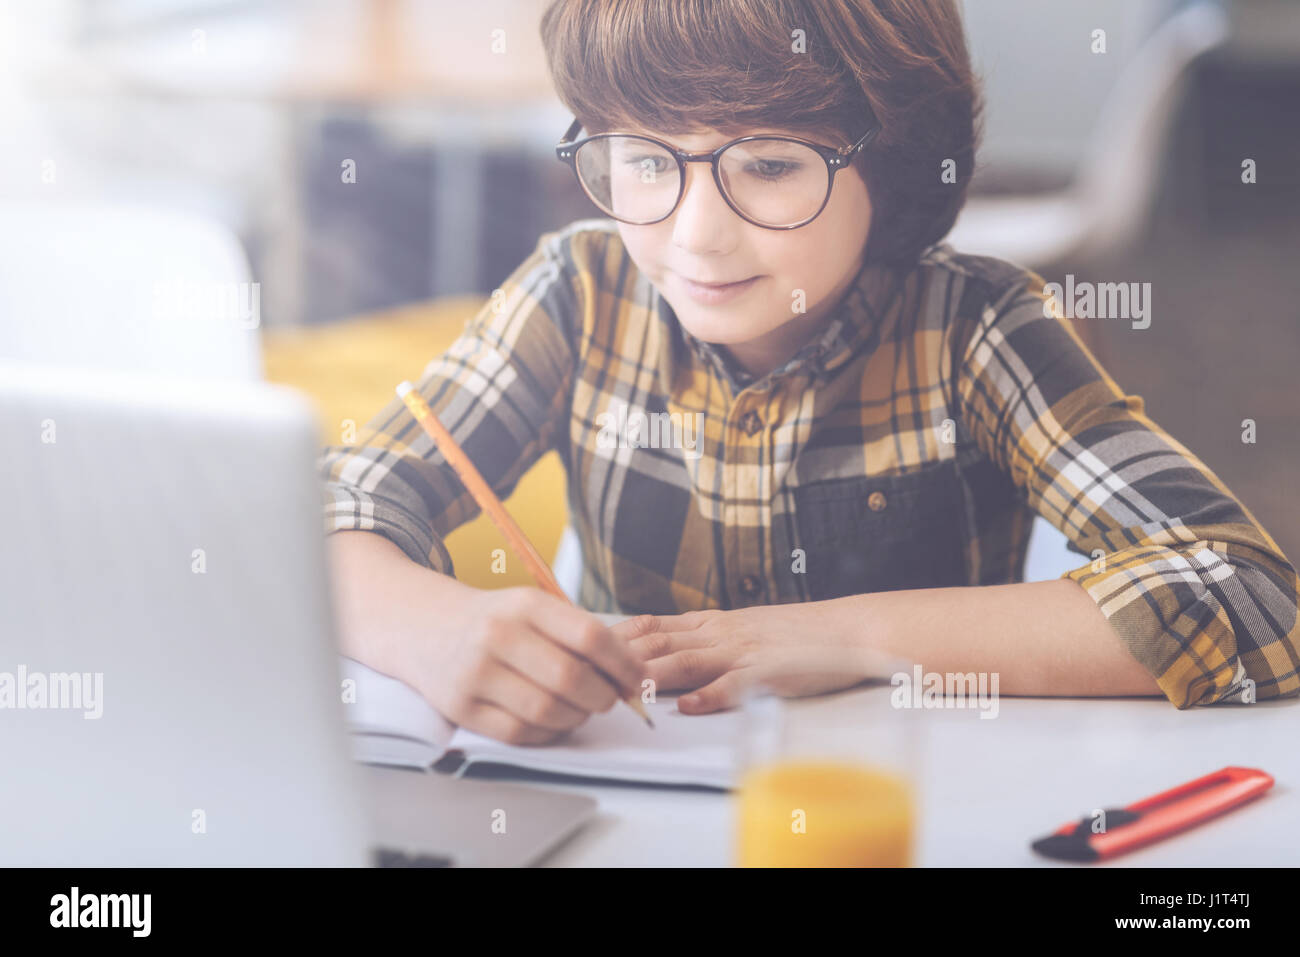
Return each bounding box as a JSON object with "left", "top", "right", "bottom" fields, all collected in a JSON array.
[
  {"left": 502, "top": 689, "right": 1298, "bottom": 867},
  {"left": 353, "top": 609, "right": 1298, "bottom": 866}
]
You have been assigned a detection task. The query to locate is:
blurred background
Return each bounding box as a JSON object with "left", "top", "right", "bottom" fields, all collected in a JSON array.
[{"left": 2, "top": 0, "right": 1297, "bottom": 589}]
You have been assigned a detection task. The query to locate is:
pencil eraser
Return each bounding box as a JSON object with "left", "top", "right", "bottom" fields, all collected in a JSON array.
[{"left": 395, "top": 381, "right": 413, "bottom": 399}]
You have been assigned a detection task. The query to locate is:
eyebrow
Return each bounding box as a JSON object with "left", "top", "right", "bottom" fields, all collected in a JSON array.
[{"left": 624, "top": 126, "right": 833, "bottom": 144}]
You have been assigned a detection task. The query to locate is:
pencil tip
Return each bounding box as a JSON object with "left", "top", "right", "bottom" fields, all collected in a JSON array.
[{"left": 645, "top": 716, "right": 655, "bottom": 729}]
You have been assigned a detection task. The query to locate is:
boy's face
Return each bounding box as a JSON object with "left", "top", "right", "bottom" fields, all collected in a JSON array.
[{"left": 613, "top": 124, "right": 874, "bottom": 379}]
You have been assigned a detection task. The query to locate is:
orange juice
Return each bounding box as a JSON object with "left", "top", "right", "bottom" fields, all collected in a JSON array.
[{"left": 736, "top": 760, "right": 914, "bottom": 867}]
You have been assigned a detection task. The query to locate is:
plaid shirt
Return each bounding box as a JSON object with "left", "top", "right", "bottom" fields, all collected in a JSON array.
[{"left": 319, "top": 218, "right": 1299, "bottom": 709}]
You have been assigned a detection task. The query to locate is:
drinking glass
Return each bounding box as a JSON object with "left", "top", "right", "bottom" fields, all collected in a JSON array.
[{"left": 733, "top": 680, "right": 922, "bottom": 867}]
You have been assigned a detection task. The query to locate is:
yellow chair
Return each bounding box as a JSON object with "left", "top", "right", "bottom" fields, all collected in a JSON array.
[{"left": 261, "top": 297, "right": 569, "bottom": 589}]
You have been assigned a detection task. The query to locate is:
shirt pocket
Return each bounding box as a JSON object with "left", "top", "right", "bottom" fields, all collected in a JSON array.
[{"left": 791, "top": 459, "right": 969, "bottom": 600}]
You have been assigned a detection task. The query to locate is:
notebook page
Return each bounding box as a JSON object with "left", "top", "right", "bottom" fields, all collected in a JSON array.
[
  {"left": 339, "top": 656, "right": 456, "bottom": 767},
  {"left": 448, "top": 694, "right": 741, "bottom": 789}
]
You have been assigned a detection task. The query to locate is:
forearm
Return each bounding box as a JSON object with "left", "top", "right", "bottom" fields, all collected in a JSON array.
[
  {"left": 843, "top": 578, "right": 1164, "bottom": 698},
  {"left": 325, "top": 530, "right": 472, "bottom": 672}
]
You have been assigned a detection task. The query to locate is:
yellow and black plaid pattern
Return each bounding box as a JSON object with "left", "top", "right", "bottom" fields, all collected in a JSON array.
[{"left": 320, "top": 218, "right": 1299, "bottom": 709}]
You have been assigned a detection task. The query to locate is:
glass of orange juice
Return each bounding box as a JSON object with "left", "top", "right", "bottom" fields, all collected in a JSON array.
[{"left": 733, "top": 683, "right": 921, "bottom": 867}]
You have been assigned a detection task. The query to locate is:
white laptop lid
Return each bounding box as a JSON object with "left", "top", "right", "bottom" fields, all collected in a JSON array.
[{"left": 0, "top": 360, "right": 369, "bottom": 865}]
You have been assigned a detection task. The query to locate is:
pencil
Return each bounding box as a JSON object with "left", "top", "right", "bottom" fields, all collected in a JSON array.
[{"left": 396, "top": 381, "right": 653, "bottom": 729}]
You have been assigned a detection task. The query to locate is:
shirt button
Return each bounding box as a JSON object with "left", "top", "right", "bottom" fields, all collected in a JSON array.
[
  {"left": 868, "top": 490, "right": 887, "bottom": 512},
  {"left": 740, "top": 410, "right": 763, "bottom": 436},
  {"left": 738, "top": 575, "right": 765, "bottom": 601}
]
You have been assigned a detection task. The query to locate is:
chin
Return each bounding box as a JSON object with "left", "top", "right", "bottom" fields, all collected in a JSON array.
[{"left": 670, "top": 302, "right": 779, "bottom": 346}]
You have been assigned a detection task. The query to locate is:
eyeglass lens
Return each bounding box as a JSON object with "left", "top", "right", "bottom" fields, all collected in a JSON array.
[{"left": 575, "top": 136, "right": 831, "bottom": 228}]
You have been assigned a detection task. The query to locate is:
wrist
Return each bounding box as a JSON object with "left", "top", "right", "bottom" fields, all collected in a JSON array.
[
  {"left": 823, "top": 590, "right": 897, "bottom": 681},
  {"left": 326, "top": 531, "right": 474, "bottom": 670}
]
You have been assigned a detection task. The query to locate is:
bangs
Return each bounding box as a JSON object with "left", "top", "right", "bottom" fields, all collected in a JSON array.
[{"left": 540, "top": 0, "right": 871, "bottom": 141}]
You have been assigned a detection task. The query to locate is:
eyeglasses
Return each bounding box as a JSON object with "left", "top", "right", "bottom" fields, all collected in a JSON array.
[{"left": 555, "top": 116, "right": 880, "bottom": 230}]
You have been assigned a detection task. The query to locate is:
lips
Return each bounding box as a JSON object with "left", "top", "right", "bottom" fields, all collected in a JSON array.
[
  {"left": 674, "top": 272, "right": 762, "bottom": 305},
  {"left": 684, "top": 276, "right": 754, "bottom": 287}
]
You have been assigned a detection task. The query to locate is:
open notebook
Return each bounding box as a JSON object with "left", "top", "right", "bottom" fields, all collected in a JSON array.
[{"left": 339, "top": 656, "right": 741, "bottom": 789}]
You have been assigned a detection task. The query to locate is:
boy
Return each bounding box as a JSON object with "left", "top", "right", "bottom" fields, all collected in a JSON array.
[{"left": 321, "top": 0, "right": 1299, "bottom": 744}]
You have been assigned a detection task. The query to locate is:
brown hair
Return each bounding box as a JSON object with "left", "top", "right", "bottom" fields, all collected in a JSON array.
[{"left": 540, "top": 0, "right": 982, "bottom": 266}]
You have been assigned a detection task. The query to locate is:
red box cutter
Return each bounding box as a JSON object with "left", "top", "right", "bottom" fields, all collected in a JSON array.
[{"left": 1031, "top": 766, "right": 1274, "bottom": 862}]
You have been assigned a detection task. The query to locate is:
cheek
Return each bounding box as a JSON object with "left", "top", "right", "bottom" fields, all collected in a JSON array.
[
  {"left": 782, "top": 176, "right": 869, "bottom": 262},
  {"left": 802, "top": 184, "right": 872, "bottom": 273},
  {"left": 766, "top": 240, "right": 841, "bottom": 291},
  {"left": 615, "top": 227, "right": 668, "bottom": 282},
  {"left": 821, "top": 169, "right": 872, "bottom": 240}
]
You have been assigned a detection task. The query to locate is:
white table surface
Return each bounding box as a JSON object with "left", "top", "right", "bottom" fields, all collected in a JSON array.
[
  {"left": 359, "top": 607, "right": 1298, "bottom": 867},
  {"left": 504, "top": 688, "right": 1298, "bottom": 867}
]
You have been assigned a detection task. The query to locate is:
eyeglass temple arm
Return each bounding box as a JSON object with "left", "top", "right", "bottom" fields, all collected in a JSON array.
[
  {"left": 836, "top": 121, "right": 880, "bottom": 160},
  {"left": 558, "top": 117, "right": 583, "bottom": 148}
]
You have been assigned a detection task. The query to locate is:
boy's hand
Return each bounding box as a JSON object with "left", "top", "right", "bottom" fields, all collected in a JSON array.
[
  {"left": 399, "top": 585, "right": 647, "bottom": 746},
  {"left": 610, "top": 603, "right": 875, "bottom": 714}
]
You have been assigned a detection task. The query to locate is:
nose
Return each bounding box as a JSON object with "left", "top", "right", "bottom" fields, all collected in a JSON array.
[{"left": 670, "top": 161, "right": 740, "bottom": 253}]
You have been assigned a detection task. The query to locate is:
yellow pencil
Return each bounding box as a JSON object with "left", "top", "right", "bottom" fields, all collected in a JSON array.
[{"left": 396, "top": 381, "right": 653, "bottom": 728}]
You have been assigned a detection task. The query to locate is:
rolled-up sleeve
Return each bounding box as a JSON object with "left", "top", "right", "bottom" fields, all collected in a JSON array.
[
  {"left": 954, "top": 271, "right": 1300, "bottom": 708},
  {"left": 318, "top": 226, "right": 589, "bottom": 576}
]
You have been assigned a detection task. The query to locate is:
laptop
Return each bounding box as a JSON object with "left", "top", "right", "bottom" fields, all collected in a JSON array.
[{"left": 0, "top": 360, "right": 595, "bottom": 866}]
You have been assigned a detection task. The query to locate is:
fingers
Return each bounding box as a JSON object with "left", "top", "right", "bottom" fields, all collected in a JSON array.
[
  {"left": 612, "top": 611, "right": 726, "bottom": 692},
  {"left": 678, "top": 669, "right": 749, "bottom": 714},
  {"left": 486, "top": 621, "right": 623, "bottom": 715},
  {"left": 625, "top": 628, "right": 709, "bottom": 663},
  {"left": 609, "top": 610, "right": 719, "bottom": 644},
  {"left": 455, "top": 697, "right": 569, "bottom": 746},
  {"left": 513, "top": 591, "right": 645, "bottom": 697},
  {"left": 471, "top": 655, "right": 591, "bottom": 732},
  {"left": 641, "top": 646, "right": 730, "bottom": 693}
]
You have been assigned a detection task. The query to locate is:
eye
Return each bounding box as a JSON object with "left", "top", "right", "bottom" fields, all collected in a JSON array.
[
  {"left": 622, "top": 155, "right": 673, "bottom": 174},
  {"left": 747, "top": 159, "right": 800, "bottom": 181}
]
